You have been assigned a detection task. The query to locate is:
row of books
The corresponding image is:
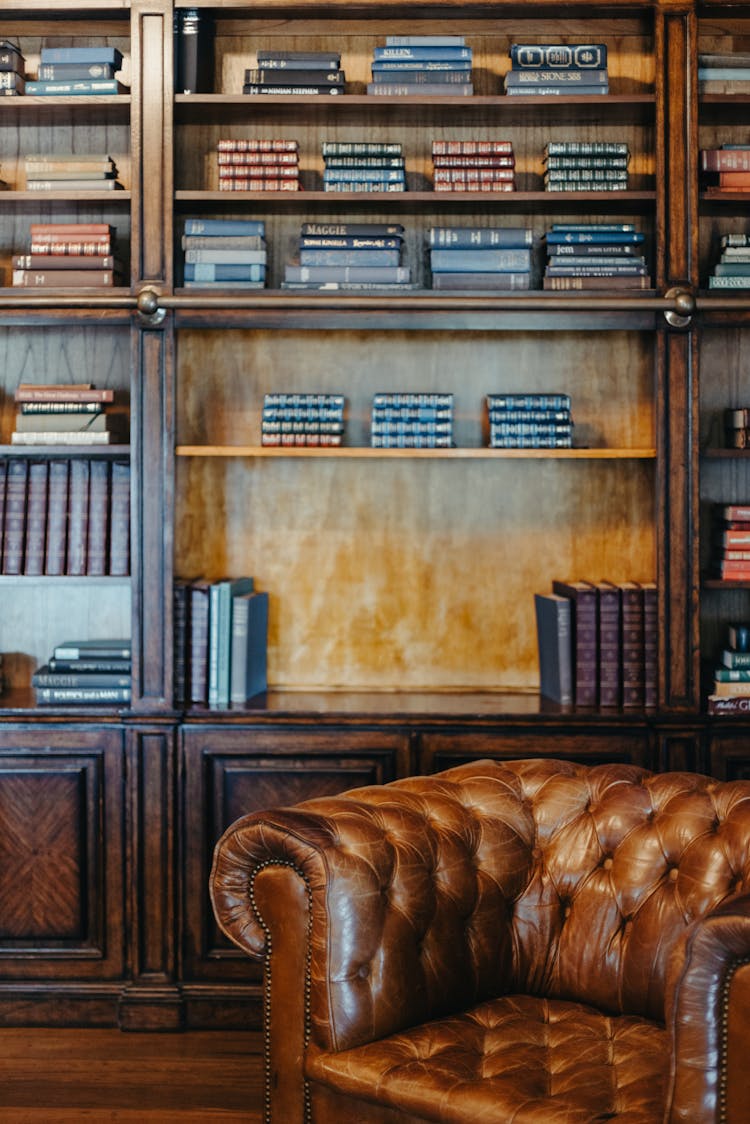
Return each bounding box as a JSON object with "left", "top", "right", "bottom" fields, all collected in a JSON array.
[
  {"left": 11, "top": 383, "right": 123, "bottom": 446},
  {"left": 22, "top": 153, "right": 123, "bottom": 193},
  {"left": 281, "top": 221, "right": 412, "bottom": 291},
  {"left": 243, "top": 49, "right": 344, "bottom": 96},
  {"left": 542, "top": 222, "right": 651, "bottom": 291},
  {"left": 12, "top": 222, "right": 122, "bottom": 289},
  {"left": 216, "top": 138, "right": 300, "bottom": 192},
  {"left": 543, "top": 140, "right": 630, "bottom": 192},
  {"left": 429, "top": 222, "right": 532, "bottom": 291},
  {"left": 535, "top": 579, "right": 657, "bottom": 708},
  {"left": 370, "top": 393, "right": 453, "bottom": 449},
  {"left": 706, "top": 230, "right": 750, "bottom": 289},
  {"left": 32, "top": 637, "right": 132, "bottom": 706},
  {"left": 698, "top": 52, "right": 750, "bottom": 95},
  {"left": 261, "top": 393, "right": 345, "bottom": 447},
  {"left": 367, "top": 35, "right": 473, "bottom": 98},
  {"left": 323, "top": 141, "right": 406, "bottom": 193},
  {"left": 182, "top": 217, "right": 267, "bottom": 288},
  {"left": 486, "top": 393, "right": 573, "bottom": 449},
  {"left": 724, "top": 407, "right": 750, "bottom": 449},
  {"left": 708, "top": 623, "right": 750, "bottom": 714},
  {"left": 712, "top": 503, "right": 750, "bottom": 581},
  {"left": 173, "top": 577, "right": 269, "bottom": 709},
  {"left": 431, "top": 139, "right": 516, "bottom": 194},
  {"left": 0, "top": 42, "right": 128, "bottom": 97},
  {"left": 504, "top": 42, "right": 609, "bottom": 97},
  {"left": 0, "top": 457, "right": 130, "bottom": 577}
]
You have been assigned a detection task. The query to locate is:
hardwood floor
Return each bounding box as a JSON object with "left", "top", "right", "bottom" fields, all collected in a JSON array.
[{"left": 0, "top": 1029, "right": 264, "bottom": 1121}]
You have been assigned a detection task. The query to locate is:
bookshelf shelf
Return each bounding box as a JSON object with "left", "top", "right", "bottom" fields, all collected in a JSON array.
[
  {"left": 175, "top": 444, "right": 657, "bottom": 459},
  {"left": 0, "top": 444, "right": 130, "bottom": 458},
  {"left": 175, "top": 189, "right": 657, "bottom": 211},
  {"left": 3, "top": 191, "right": 132, "bottom": 202}
]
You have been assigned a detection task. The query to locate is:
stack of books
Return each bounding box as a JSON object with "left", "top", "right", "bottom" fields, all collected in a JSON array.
[
  {"left": 11, "top": 383, "right": 122, "bottom": 446},
  {"left": 485, "top": 393, "right": 573, "bottom": 449},
  {"left": 322, "top": 140, "right": 406, "bottom": 192},
  {"left": 542, "top": 223, "right": 651, "bottom": 290},
  {"left": 181, "top": 217, "right": 266, "bottom": 288},
  {"left": 431, "top": 139, "right": 515, "bottom": 193},
  {"left": 27, "top": 45, "right": 127, "bottom": 96},
  {"left": 505, "top": 42, "right": 609, "bottom": 96},
  {"left": 370, "top": 392, "right": 453, "bottom": 449},
  {"left": 1, "top": 455, "right": 130, "bottom": 577},
  {"left": 535, "top": 579, "right": 657, "bottom": 708},
  {"left": 708, "top": 624, "right": 750, "bottom": 714},
  {"left": 701, "top": 145, "right": 750, "bottom": 198},
  {"left": 32, "top": 638, "right": 131, "bottom": 707},
  {"left": 367, "top": 35, "right": 473, "bottom": 96},
  {"left": 242, "top": 49, "right": 344, "bottom": 95},
  {"left": 24, "top": 152, "right": 122, "bottom": 193},
  {"left": 712, "top": 504, "right": 750, "bottom": 581},
  {"left": 216, "top": 138, "right": 299, "bottom": 192},
  {"left": 428, "top": 225, "right": 532, "bottom": 291},
  {"left": 13, "top": 222, "right": 121, "bottom": 288},
  {"left": 698, "top": 53, "right": 750, "bottom": 95},
  {"left": 282, "top": 221, "right": 411, "bottom": 291},
  {"left": 173, "top": 577, "right": 268, "bottom": 709},
  {"left": 261, "top": 393, "right": 346, "bottom": 447},
  {"left": 706, "top": 232, "right": 750, "bottom": 289},
  {"left": 543, "top": 140, "right": 629, "bottom": 190},
  {"left": 725, "top": 407, "right": 750, "bottom": 448},
  {"left": 0, "top": 39, "right": 25, "bottom": 96}
]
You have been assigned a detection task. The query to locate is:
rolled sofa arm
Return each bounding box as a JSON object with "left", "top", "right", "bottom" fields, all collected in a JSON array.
[
  {"left": 665, "top": 894, "right": 750, "bottom": 1122},
  {"left": 209, "top": 763, "right": 536, "bottom": 1056}
]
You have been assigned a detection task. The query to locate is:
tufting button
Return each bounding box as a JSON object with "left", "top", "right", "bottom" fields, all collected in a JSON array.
[
  {"left": 603, "top": 857, "right": 613, "bottom": 870},
  {"left": 358, "top": 964, "right": 370, "bottom": 978},
  {"left": 669, "top": 868, "right": 679, "bottom": 882}
]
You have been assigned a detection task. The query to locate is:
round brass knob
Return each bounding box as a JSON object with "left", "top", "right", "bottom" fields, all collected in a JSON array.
[{"left": 136, "top": 288, "right": 160, "bottom": 316}]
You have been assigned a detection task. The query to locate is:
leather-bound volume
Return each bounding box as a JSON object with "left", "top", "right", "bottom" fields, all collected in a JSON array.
[
  {"left": 641, "top": 581, "right": 658, "bottom": 708},
  {"left": 2, "top": 458, "right": 28, "bottom": 575},
  {"left": 23, "top": 460, "right": 48, "bottom": 576},
  {"left": 45, "top": 459, "right": 70, "bottom": 575},
  {"left": 619, "top": 581, "right": 645, "bottom": 707},
  {"left": 66, "top": 457, "right": 89, "bottom": 575},
  {"left": 86, "top": 459, "right": 110, "bottom": 576},
  {"left": 551, "top": 579, "right": 598, "bottom": 706},
  {"left": 108, "top": 460, "right": 130, "bottom": 576},
  {"left": 594, "top": 580, "right": 621, "bottom": 707},
  {"left": 175, "top": 8, "right": 213, "bottom": 94}
]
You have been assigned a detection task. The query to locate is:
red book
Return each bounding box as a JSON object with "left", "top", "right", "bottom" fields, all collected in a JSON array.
[
  {"left": 619, "top": 582, "right": 645, "bottom": 707},
  {"left": 29, "top": 222, "right": 113, "bottom": 236},
  {"left": 722, "top": 505, "right": 750, "bottom": 522},
  {"left": 702, "top": 149, "right": 750, "bottom": 172},
  {"left": 641, "top": 581, "right": 658, "bottom": 708},
  {"left": 718, "top": 171, "right": 750, "bottom": 188},
  {"left": 12, "top": 253, "right": 117, "bottom": 270},
  {"left": 594, "top": 581, "right": 621, "bottom": 707}
]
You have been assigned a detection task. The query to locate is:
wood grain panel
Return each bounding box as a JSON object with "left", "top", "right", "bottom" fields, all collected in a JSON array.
[{"left": 175, "top": 328, "right": 656, "bottom": 692}]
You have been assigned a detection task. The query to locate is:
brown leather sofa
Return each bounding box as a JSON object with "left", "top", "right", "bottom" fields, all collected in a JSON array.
[{"left": 209, "top": 758, "right": 750, "bottom": 1123}]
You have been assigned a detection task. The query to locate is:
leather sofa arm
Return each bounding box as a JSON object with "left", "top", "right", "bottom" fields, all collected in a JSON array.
[
  {"left": 666, "top": 894, "right": 750, "bottom": 1123},
  {"left": 210, "top": 771, "right": 535, "bottom": 1053}
]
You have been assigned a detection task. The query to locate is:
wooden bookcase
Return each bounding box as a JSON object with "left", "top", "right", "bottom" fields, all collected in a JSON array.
[{"left": 0, "top": 0, "right": 743, "bottom": 1030}]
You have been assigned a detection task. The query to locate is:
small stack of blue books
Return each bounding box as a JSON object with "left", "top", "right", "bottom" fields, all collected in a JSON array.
[
  {"left": 367, "top": 35, "right": 473, "bottom": 96},
  {"left": 504, "top": 43, "right": 608, "bottom": 96},
  {"left": 181, "top": 217, "right": 267, "bottom": 288},
  {"left": 27, "top": 45, "right": 127, "bottom": 96},
  {"left": 542, "top": 223, "right": 651, "bottom": 290},
  {"left": 427, "top": 225, "right": 533, "bottom": 291}
]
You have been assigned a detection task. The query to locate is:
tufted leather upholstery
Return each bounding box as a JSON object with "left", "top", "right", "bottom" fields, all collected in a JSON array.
[{"left": 209, "top": 758, "right": 750, "bottom": 1123}]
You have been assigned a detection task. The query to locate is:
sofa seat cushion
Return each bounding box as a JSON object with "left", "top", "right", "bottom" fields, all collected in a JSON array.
[{"left": 306, "top": 994, "right": 668, "bottom": 1123}]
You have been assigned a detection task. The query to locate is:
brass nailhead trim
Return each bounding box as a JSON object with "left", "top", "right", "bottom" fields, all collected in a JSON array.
[
  {"left": 719, "top": 955, "right": 750, "bottom": 1124},
  {"left": 248, "top": 859, "right": 314, "bottom": 1124}
]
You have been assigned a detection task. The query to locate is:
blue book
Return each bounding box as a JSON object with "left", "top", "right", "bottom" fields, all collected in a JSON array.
[
  {"left": 430, "top": 247, "right": 532, "bottom": 272},
  {"left": 40, "top": 46, "right": 124, "bottom": 68},
  {"left": 428, "top": 226, "right": 532, "bottom": 248},
  {"left": 385, "top": 36, "right": 466, "bottom": 46},
  {"left": 38, "top": 63, "right": 117, "bottom": 80},
  {"left": 299, "top": 248, "right": 401, "bottom": 267},
  {"left": 184, "top": 263, "right": 266, "bottom": 281},
  {"left": 545, "top": 231, "right": 644, "bottom": 244},
  {"left": 323, "top": 168, "right": 406, "bottom": 183},
  {"left": 551, "top": 223, "right": 635, "bottom": 232},
  {"left": 183, "top": 218, "right": 266, "bottom": 237},
  {"left": 208, "top": 577, "right": 255, "bottom": 709},
  {"left": 699, "top": 67, "right": 750, "bottom": 79},
  {"left": 373, "top": 46, "right": 472, "bottom": 60},
  {"left": 371, "top": 59, "right": 472, "bottom": 71},
  {"left": 230, "top": 591, "right": 269, "bottom": 705},
  {"left": 299, "top": 235, "right": 403, "bottom": 249},
  {"left": 510, "top": 43, "right": 607, "bottom": 69},
  {"left": 26, "top": 79, "right": 127, "bottom": 95}
]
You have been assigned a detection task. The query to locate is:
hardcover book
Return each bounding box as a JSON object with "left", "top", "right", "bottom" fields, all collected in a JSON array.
[
  {"left": 551, "top": 579, "right": 598, "bottom": 706},
  {"left": 230, "top": 590, "right": 269, "bottom": 704},
  {"left": 534, "top": 592, "right": 573, "bottom": 704}
]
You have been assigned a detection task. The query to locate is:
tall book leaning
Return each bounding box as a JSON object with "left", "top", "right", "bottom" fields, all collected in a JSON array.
[{"left": 534, "top": 592, "right": 573, "bottom": 705}]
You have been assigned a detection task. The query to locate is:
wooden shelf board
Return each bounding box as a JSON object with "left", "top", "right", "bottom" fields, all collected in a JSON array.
[
  {"left": 0, "top": 443, "right": 130, "bottom": 457},
  {"left": 3, "top": 191, "right": 131, "bottom": 202},
  {"left": 175, "top": 189, "right": 657, "bottom": 209},
  {"left": 0, "top": 575, "right": 129, "bottom": 584},
  {"left": 176, "top": 444, "right": 656, "bottom": 459}
]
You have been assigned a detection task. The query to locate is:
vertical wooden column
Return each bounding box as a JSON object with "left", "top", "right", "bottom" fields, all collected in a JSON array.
[
  {"left": 657, "top": 0, "right": 700, "bottom": 711},
  {"left": 120, "top": 725, "right": 180, "bottom": 1030},
  {"left": 129, "top": 1, "right": 175, "bottom": 711}
]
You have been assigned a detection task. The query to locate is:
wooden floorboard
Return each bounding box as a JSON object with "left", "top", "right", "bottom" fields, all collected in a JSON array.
[{"left": 0, "top": 1029, "right": 264, "bottom": 1121}]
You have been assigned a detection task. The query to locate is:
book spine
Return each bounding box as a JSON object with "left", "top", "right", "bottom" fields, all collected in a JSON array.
[
  {"left": 298, "top": 249, "right": 400, "bottom": 267},
  {"left": 217, "top": 138, "right": 298, "bottom": 152},
  {"left": 66, "top": 458, "right": 89, "bottom": 575},
  {"left": 39, "top": 46, "right": 123, "bottom": 65},
  {"left": 708, "top": 695, "right": 750, "bottom": 714},
  {"left": 373, "top": 46, "right": 472, "bottom": 59},
  {"left": 189, "top": 584, "right": 210, "bottom": 706},
  {"left": 86, "top": 459, "right": 110, "bottom": 576},
  {"left": 551, "top": 582, "right": 597, "bottom": 706},
  {"left": 505, "top": 68, "right": 608, "bottom": 84},
  {"left": 173, "top": 581, "right": 190, "bottom": 707},
  {"left": 300, "top": 221, "right": 405, "bottom": 236},
  {"left": 285, "top": 265, "right": 411, "bottom": 282},
  {"left": 366, "top": 82, "right": 473, "bottom": 96},
  {"left": 184, "top": 263, "right": 266, "bottom": 282},
  {"left": 176, "top": 8, "right": 213, "bottom": 94},
  {"left": 32, "top": 670, "right": 131, "bottom": 688},
  {"left": 183, "top": 218, "right": 266, "bottom": 236},
  {"left": 321, "top": 143, "right": 403, "bottom": 157},
  {"left": 26, "top": 80, "right": 126, "bottom": 95},
  {"left": 242, "top": 84, "right": 343, "bottom": 95},
  {"left": 35, "top": 686, "right": 131, "bottom": 704},
  {"left": 510, "top": 43, "right": 607, "bottom": 68},
  {"left": 108, "top": 460, "right": 130, "bottom": 576},
  {"left": 23, "top": 460, "right": 49, "bottom": 576},
  {"left": 371, "top": 68, "right": 473, "bottom": 83},
  {"left": 29, "top": 241, "right": 112, "bottom": 255},
  {"left": 44, "top": 459, "right": 70, "bottom": 575},
  {"left": 0, "top": 459, "right": 6, "bottom": 571},
  {"left": 597, "top": 585, "right": 621, "bottom": 707},
  {"left": 432, "top": 155, "right": 515, "bottom": 167},
  {"left": 13, "top": 270, "right": 114, "bottom": 287},
  {"left": 15, "top": 386, "right": 114, "bottom": 403},
  {"left": 620, "top": 583, "right": 645, "bottom": 706},
  {"left": 217, "top": 151, "right": 298, "bottom": 165},
  {"left": 208, "top": 582, "right": 222, "bottom": 708},
  {"left": 2, "top": 458, "right": 28, "bottom": 575},
  {"left": 244, "top": 68, "right": 344, "bottom": 85},
  {"left": 299, "top": 236, "right": 403, "bottom": 249},
  {"left": 642, "top": 583, "right": 657, "bottom": 707},
  {"left": 430, "top": 248, "right": 531, "bottom": 271},
  {"left": 38, "top": 63, "right": 116, "bottom": 80}
]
